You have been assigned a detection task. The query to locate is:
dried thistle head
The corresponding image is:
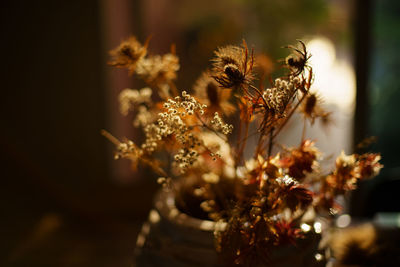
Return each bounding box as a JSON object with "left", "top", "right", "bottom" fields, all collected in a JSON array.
[
  {"left": 211, "top": 40, "right": 254, "bottom": 88},
  {"left": 193, "top": 71, "right": 235, "bottom": 116},
  {"left": 284, "top": 40, "right": 311, "bottom": 77},
  {"left": 108, "top": 36, "right": 149, "bottom": 74}
]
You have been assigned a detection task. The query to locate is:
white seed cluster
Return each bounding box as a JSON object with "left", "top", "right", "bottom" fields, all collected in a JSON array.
[
  {"left": 174, "top": 148, "right": 199, "bottom": 173},
  {"left": 262, "top": 77, "right": 300, "bottom": 115},
  {"left": 163, "top": 91, "right": 207, "bottom": 116},
  {"left": 119, "top": 87, "right": 152, "bottom": 116},
  {"left": 141, "top": 91, "right": 206, "bottom": 173},
  {"left": 115, "top": 140, "right": 142, "bottom": 160},
  {"left": 210, "top": 112, "right": 233, "bottom": 135},
  {"left": 133, "top": 105, "right": 154, "bottom": 127}
]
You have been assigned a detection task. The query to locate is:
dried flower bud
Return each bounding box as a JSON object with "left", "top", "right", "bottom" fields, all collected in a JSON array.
[{"left": 109, "top": 36, "right": 148, "bottom": 74}]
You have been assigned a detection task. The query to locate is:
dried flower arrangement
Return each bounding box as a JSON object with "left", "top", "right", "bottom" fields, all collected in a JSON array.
[{"left": 103, "top": 36, "right": 383, "bottom": 266}]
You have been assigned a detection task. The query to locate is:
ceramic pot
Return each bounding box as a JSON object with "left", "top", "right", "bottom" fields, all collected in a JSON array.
[{"left": 134, "top": 190, "right": 326, "bottom": 267}]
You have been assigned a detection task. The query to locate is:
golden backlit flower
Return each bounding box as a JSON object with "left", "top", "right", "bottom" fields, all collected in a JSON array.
[
  {"left": 275, "top": 175, "right": 313, "bottom": 211},
  {"left": 354, "top": 153, "right": 383, "bottom": 179},
  {"left": 279, "top": 140, "right": 320, "bottom": 181},
  {"left": 317, "top": 151, "right": 382, "bottom": 213},
  {"left": 325, "top": 151, "right": 357, "bottom": 192}
]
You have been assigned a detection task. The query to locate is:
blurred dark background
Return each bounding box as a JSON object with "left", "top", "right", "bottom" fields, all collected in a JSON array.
[{"left": 0, "top": 0, "right": 399, "bottom": 266}]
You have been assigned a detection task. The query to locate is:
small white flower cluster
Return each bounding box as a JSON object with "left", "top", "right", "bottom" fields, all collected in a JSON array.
[
  {"left": 136, "top": 53, "right": 180, "bottom": 87},
  {"left": 210, "top": 112, "right": 233, "bottom": 135},
  {"left": 119, "top": 87, "right": 152, "bottom": 116},
  {"left": 174, "top": 148, "right": 199, "bottom": 173},
  {"left": 133, "top": 106, "right": 154, "bottom": 127},
  {"left": 141, "top": 124, "right": 161, "bottom": 153},
  {"left": 263, "top": 77, "right": 299, "bottom": 115},
  {"left": 163, "top": 91, "right": 207, "bottom": 116},
  {"left": 141, "top": 91, "right": 206, "bottom": 173},
  {"left": 115, "top": 140, "right": 142, "bottom": 160}
]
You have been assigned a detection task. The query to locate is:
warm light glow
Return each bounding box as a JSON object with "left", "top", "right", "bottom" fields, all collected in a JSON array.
[
  {"left": 315, "top": 253, "right": 323, "bottom": 261},
  {"left": 149, "top": 209, "right": 160, "bottom": 223},
  {"left": 301, "top": 223, "right": 311, "bottom": 232},
  {"left": 307, "top": 37, "right": 356, "bottom": 112},
  {"left": 313, "top": 221, "right": 322, "bottom": 233},
  {"left": 336, "top": 214, "right": 351, "bottom": 228},
  {"left": 308, "top": 37, "right": 335, "bottom": 71}
]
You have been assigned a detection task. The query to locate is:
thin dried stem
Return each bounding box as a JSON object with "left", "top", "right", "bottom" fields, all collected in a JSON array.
[
  {"left": 272, "top": 90, "right": 308, "bottom": 140},
  {"left": 101, "top": 130, "right": 121, "bottom": 146},
  {"left": 267, "top": 128, "right": 274, "bottom": 158}
]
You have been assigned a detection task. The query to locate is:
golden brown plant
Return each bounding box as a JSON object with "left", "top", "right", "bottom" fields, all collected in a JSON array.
[
  {"left": 279, "top": 140, "right": 320, "bottom": 181},
  {"left": 104, "top": 36, "right": 382, "bottom": 266}
]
